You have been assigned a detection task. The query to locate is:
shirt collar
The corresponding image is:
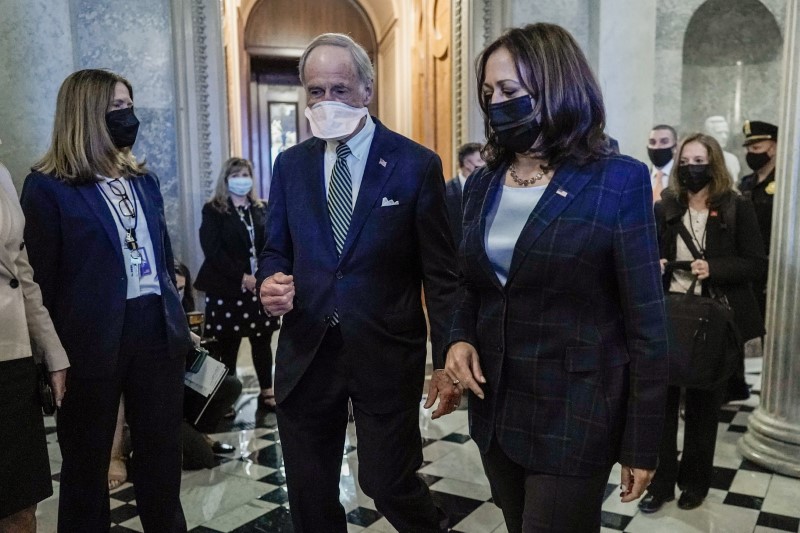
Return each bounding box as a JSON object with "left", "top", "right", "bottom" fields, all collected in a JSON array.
[
  {"left": 654, "top": 158, "right": 674, "bottom": 175},
  {"left": 326, "top": 114, "right": 375, "bottom": 161}
]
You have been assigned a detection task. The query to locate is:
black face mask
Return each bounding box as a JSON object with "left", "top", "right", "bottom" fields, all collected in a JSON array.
[
  {"left": 678, "top": 164, "right": 712, "bottom": 193},
  {"left": 488, "top": 95, "right": 541, "bottom": 154},
  {"left": 746, "top": 151, "right": 771, "bottom": 172},
  {"left": 105, "top": 107, "right": 140, "bottom": 148},
  {"left": 647, "top": 146, "right": 674, "bottom": 168}
]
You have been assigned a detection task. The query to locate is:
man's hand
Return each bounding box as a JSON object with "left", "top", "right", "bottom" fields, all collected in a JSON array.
[
  {"left": 424, "top": 369, "right": 463, "bottom": 419},
  {"left": 444, "top": 342, "right": 485, "bottom": 400},
  {"left": 260, "top": 272, "right": 295, "bottom": 316},
  {"left": 50, "top": 368, "right": 67, "bottom": 408},
  {"left": 620, "top": 465, "right": 655, "bottom": 502}
]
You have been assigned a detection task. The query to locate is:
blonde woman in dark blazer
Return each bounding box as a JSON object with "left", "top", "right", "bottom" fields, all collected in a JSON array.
[{"left": 0, "top": 160, "right": 69, "bottom": 533}]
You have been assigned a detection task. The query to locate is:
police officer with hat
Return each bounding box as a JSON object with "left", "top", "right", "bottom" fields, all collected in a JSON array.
[{"left": 738, "top": 120, "right": 778, "bottom": 329}]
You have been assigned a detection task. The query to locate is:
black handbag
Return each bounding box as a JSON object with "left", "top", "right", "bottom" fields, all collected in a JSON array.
[
  {"left": 36, "top": 362, "right": 56, "bottom": 415},
  {"left": 665, "top": 223, "right": 742, "bottom": 390}
]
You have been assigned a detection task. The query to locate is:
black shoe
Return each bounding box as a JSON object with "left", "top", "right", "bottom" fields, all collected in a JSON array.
[
  {"left": 638, "top": 492, "right": 675, "bottom": 513},
  {"left": 677, "top": 490, "right": 704, "bottom": 510},
  {"left": 211, "top": 441, "right": 235, "bottom": 454}
]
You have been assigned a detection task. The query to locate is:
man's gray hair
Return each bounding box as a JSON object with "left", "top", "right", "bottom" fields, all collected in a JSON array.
[{"left": 299, "top": 33, "right": 374, "bottom": 89}]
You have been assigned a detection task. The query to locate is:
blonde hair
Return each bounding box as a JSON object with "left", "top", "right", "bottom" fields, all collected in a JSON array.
[
  {"left": 669, "top": 133, "right": 733, "bottom": 207},
  {"left": 208, "top": 157, "right": 263, "bottom": 213},
  {"left": 34, "top": 69, "right": 146, "bottom": 184}
]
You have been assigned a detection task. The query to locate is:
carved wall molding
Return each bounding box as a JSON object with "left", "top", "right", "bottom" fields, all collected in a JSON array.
[{"left": 171, "top": 0, "right": 230, "bottom": 271}]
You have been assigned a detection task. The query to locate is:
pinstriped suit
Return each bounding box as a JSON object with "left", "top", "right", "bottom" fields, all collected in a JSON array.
[{"left": 449, "top": 155, "right": 669, "bottom": 477}]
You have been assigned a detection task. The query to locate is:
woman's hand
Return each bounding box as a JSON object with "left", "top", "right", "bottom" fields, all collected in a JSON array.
[
  {"left": 242, "top": 273, "right": 257, "bottom": 293},
  {"left": 620, "top": 465, "right": 655, "bottom": 503},
  {"left": 691, "top": 259, "right": 710, "bottom": 280},
  {"left": 50, "top": 368, "right": 67, "bottom": 408},
  {"left": 445, "top": 342, "right": 486, "bottom": 400},
  {"left": 189, "top": 331, "right": 202, "bottom": 347}
]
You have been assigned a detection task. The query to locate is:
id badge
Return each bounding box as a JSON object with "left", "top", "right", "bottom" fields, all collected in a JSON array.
[{"left": 138, "top": 247, "right": 153, "bottom": 276}]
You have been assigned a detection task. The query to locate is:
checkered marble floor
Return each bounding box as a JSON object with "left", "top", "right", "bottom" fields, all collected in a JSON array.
[{"left": 35, "top": 356, "right": 800, "bottom": 532}]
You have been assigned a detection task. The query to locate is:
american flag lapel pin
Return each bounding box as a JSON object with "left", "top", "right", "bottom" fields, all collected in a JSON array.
[
  {"left": 379, "top": 158, "right": 387, "bottom": 167},
  {"left": 556, "top": 188, "right": 568, "bottom": 197}
]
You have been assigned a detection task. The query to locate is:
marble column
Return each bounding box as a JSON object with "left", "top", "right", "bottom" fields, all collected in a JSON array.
[
  {"left": 738, "top": 0, "right": 800, "bottom": 478},
  {"left": 596, "top": 0, "right": 657, "bottom": 164},
  {"left": 0, "top": 0, "right": 75, "bottom": 188}
]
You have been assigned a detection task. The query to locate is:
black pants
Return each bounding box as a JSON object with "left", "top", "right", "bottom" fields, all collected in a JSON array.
[
  {"left": 57, "top": 295, "right": 186, "bottom": 533},
  {"left": 481, "top": 440, "right": 611, "bottom": 532},
  {"left": 213, "top": 333, "right": 273, "bottom": 389},
  {"left": 276, "top": 326, "right": 445, "bottom": 532},
  {"left": 649, "top": 385, "right": 725, "bottom": 498}
]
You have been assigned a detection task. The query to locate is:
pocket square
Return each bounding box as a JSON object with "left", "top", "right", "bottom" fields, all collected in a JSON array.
[{"left": 381, "top": 197, "right": 400, "bottom": 207}]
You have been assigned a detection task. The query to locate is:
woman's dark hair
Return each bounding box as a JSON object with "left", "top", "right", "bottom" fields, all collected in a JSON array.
[
  {"left": 668, "top": 133, "right": 734, "bottom": 207},
  {"left": 476, "top": 23, "right": 612, "bottom": 169},
  {"left": 174, "top": 261, "right": 195, "bottom": 313}
]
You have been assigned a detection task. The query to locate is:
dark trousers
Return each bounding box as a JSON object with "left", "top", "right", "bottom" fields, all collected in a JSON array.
[
  {"left": 57, "top": 295, "right": 186, "bottom": 533},
  {"left": 481, "top": 440, "right": 611, "bottom": 532},
  {"left": 276, "top": 326, "right": 445, "bottom": 533},
  {"left": 213, "top": 333, "right": 273, "bottom": 389},
  {"left": 649, "top": 385, "right": 725, "bottom": 498}
]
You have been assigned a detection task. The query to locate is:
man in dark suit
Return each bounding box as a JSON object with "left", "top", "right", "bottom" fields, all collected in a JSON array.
[
  {"left": 257, "top": 33, "right": 460, "bottom": 533},
  {"left": 445, "top": 142, "right": 484, "bottom": 247}
]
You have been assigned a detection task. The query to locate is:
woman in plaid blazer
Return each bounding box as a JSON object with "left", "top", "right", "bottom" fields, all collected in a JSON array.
[{"left": 440, "top": 24, "right": 669, "bottom": 531}]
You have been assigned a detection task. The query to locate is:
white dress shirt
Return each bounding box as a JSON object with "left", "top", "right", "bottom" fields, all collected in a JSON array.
[
  {"left": 651, "top": 158, "right": 673, "bottom": 190},
  {"left": 323, "top": 115, "right": 376, "bottom": 208}
]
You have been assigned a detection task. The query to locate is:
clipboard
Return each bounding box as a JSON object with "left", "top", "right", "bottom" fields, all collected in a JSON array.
[{"left": 183, "top": 350, "right": 229, "bottom": 425}]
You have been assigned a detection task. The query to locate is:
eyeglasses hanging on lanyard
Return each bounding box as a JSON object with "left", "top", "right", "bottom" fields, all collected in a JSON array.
[{"left": 98, "top": 178, "right": 139, "bottom": 255}]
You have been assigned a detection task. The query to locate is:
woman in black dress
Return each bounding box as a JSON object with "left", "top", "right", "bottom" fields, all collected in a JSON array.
[{"left": 195, "top": 158, "right": 279, "bottom": 409}]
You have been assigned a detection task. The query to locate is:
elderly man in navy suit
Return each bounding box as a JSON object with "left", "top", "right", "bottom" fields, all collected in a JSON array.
[{"left": 258, "top": 33, "right": 460, "bottom": 532}]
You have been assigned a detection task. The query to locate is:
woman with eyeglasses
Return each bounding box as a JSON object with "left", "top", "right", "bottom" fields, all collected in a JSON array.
[
  {"left": 194, "top": 158, "right": 279, "bottom": 410},
  {"left": 20, "top": 69, "right": 192, "bottom": 532}
]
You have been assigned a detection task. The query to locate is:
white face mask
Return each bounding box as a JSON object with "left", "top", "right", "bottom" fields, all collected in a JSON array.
[
  {"left": 228, "top": 176, "right": 253, "bottom": 196},
  {"left": 304, "top": 101, "right": 369, "bottom": 141}
]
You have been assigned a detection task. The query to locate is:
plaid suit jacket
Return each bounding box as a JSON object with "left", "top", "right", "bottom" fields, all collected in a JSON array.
[{"left": 449, "top": 155, "right": 669, "bottom": 475}]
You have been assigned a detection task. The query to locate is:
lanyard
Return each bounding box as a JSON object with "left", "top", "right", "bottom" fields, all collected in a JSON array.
[
  {"left": 97, "top": 179, "right": 139, "bottom": 250},
  {"left": 236, "top": 205, "right": 258, "bottom": 274}
]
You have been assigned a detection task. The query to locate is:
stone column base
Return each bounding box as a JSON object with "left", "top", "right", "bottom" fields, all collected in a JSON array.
[{"left": 738, "top": 409, "right": 800, "bottom": 478}]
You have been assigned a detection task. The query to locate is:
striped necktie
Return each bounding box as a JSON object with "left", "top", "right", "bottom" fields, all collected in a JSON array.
[
  {"left": 327, "top": 142, "right": 352, "bottom": 326},
  {"left": 328, "top": 142, "right": 353, "bottom": 255}
]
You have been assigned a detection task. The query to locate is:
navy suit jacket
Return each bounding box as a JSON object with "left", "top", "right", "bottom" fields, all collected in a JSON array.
[
  {"left": 449, "top": 155, "right": 669, "bottom": 475},
  {"left": 20, "top": 171, "right": 192, "bottom": 379},
  {"left": 445, "top": 177, "right": 463, "bottom": 247},
  {"left": 257, "top": 120, "right": 458, "bottom": 413}
]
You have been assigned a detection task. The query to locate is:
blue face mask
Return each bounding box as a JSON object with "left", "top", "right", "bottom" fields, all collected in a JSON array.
[{"left": 227, "top": 177, "right": 253, "bottom": 196}]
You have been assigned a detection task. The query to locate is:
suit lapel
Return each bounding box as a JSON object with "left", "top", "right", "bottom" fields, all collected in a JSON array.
[
  {"left": 77, "top": 184, "right": 125, "bottom": 265},
  {"left": 475, "top": 167, "right": 506, "bottom": 292},
  {"left": 505, "top": 159, "right": 595, "bottom": 285},
  {"left": 337, "top": 122, "right": 398, "bottom": 265},
  {"left": 305, "top": 138, "right": 339, "bottom": 259},
  {"left": 130, "top": 176, "right": 163, "bottom": 265}
]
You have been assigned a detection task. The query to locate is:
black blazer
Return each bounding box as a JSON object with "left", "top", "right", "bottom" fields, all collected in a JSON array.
[
  {"left": 195, "top": 199, "right": 267, "bottom": 297},
  {"left": 258, "top": 119, "right": 458, "bottom": 413},
  {"left": 449, "top": 156, "right": 669, "bottom": 476},
  {"left": 445, "top": 177, "right": 463, "bottom": 247},
  {"left": 655, "top": 190, "right": 767, "bottom": 342},
  {"left": 20, "top": 171, "right": 192, "bottom": 379}
]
